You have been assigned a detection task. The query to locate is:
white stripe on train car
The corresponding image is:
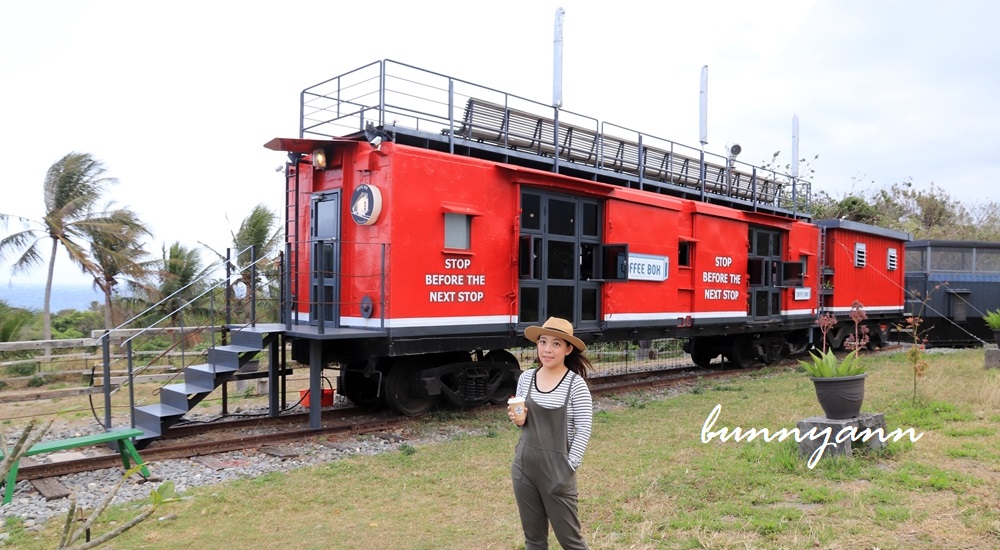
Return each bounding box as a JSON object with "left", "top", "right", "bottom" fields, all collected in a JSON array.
[
  {"left": 339, "top": 315, "right": 513, "bottom": 328},
  {"left": 603, "top": 311, "right": 746, "bottom": 322}
]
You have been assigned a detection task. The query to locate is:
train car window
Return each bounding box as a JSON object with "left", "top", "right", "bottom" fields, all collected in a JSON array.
[
  {"left": 887, "top": 248, "right": 898, "bottom": 271},
  {"left": 546, "top": 286, "right": 575, "bottom": 321},
  {"left": 582, "top": 202, "right": 599, "bottom": 237},
  {"left": 781, "top": 261, "right": 805, "bottom": 287},
  {"left": 599, "top": 244, "right": 628, "bottom": 281},
  {"left": 932, "top": 248, "right": 972, "bottom": 271},
  {"left": 522, "top": 193, "right": 541, "bottom": 231},
  {"left": 748, "top": 258, "right": 765, "bottom": 286},
  {"left": 905, "top": 248, "right": 926, "bottom": 272},
  {"left": 444, "top": 213, "right": 471, "bottom": 250},
  {"left": 547, "top": 241, "right": 576, "bottom": 279},
  {"left": 753, "top": 232, "right": 770, "bottom": 256},
  {"left": 854, "top": 243, "right": 867, "bottom": 267},
  {"left": 678, "top": 242, "right": 691, "bottom": 267},
  {"left": 976, "top": 249, "right": 1000, "bottom": 272},
  {"left": 519, "top": 235, "right": 540, "bottom": 280},
  {"left": 581, "top": 288, "right": 598, "bottom": 321},
  {"left": 948, "top": 290, "right": 970, "bottom": 321},
  {"left": 549, "top": 199, "right": 576, "bottom": 236},
  {"left": 520, "top": 287, "right": 540, "bottom": 324},
  {"left": 754, "top": 290, "right": 769, "bottom": 316},
  {"left": 314, "top": 195, "right": 339, "bottom": 238},
  {"left": 580, "top": 243, "right": 596, "bottom": 280}
]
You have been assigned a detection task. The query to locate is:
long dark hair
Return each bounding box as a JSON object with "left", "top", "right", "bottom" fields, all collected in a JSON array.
[{"left": 565, "top": 346, "right": 592, "bottom": 381}]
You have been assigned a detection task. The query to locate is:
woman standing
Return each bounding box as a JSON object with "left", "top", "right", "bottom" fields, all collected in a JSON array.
[{"left": 509, "top": 317, "right": 593, "bottom": 550}]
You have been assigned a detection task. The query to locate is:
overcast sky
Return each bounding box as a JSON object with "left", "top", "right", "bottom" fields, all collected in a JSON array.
[{"left": 2, "top": 0, "right": 998, "bottom": 286}]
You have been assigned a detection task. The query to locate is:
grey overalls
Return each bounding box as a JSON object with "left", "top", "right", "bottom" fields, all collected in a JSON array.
[{"left": 511, "top": 371, "right": 588, "bottom": 550}]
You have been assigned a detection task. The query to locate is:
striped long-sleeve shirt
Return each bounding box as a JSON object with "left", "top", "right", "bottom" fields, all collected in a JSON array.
[{"left": 515, "top": 368, "right": 593, "bottom": 470}]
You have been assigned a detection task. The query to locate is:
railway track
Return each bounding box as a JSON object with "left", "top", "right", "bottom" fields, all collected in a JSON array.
[
  {"left": 19, "top": 346, "right": 908, "bottom": 482},
  {"left": 14, "top": 360, "right": 791, "bottom": 482}
]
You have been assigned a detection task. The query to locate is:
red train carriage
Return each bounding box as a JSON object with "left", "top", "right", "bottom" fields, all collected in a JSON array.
[
  {"left": 258, "top": 60, "right": 910, "bottom": 418},
  {"left": 815, "top": 220, "right": 910, "bottom": 348}
]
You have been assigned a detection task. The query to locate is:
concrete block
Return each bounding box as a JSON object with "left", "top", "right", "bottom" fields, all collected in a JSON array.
[
  {"left": 985, "top": 348, "right": 1000, "bottom": 369},
  {"left": 797, "top": 412, "right": 887, "bottom": 464}
]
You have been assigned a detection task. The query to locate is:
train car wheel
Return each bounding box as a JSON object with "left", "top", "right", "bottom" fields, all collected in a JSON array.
[
  {"left": 340, "top": 361, "right": 384, "bottom": 410},
  {"left": 786, "top": 336, "right": 809, "bottom": 356},
  {"left": 385, "top": 358, "right": 438, "bottom": 416},
  {"left": 689, "top": 340, "right": 719, "bottom": 368},
  {"left": 728, "top": 337, "right": 755, "bottom": 369},
  {"left": 484, "top": 349, "right": 521, "bottom": 404}
]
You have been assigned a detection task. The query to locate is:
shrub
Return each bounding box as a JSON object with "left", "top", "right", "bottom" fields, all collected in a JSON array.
[
  {"left": 798, "top": 348, "right": 866, "bottom": 377},
  {"left": 983, "top": 308, "right": 1000, "bottom": 330},
  {"left": 6, "top": 363, "right": 37, "bottom": 377}
]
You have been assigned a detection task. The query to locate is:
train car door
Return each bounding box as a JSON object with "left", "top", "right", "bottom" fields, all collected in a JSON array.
[
  {"left": 310, "top": 191, "right": 341, "bottom": 327},
  {"left": 518, "top": 190, "right": 601, "bottom": 329},
  {"left": 747, "top": 227, "right": 782, "bottom": 320}
]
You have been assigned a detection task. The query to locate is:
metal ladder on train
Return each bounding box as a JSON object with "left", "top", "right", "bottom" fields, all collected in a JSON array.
[{"left": 817, "top": 225, "right": 828, "bottom": 314}]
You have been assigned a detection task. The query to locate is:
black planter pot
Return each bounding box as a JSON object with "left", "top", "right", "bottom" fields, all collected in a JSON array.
[
  {"left": 811, "top": 373, "right": 867, "bottom": 420},
  {"left": 993, "top": 330, "right": 1000, "bottom": 346}
]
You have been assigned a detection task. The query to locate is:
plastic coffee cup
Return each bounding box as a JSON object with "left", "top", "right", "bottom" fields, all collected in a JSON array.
[{"left": 508, "top": 396, "right": 527, "bottom": 424}]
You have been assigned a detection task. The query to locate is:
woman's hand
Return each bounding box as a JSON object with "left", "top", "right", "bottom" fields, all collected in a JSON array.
[{"left": 508, "top": 408, "right": 525, "bottom": 427}]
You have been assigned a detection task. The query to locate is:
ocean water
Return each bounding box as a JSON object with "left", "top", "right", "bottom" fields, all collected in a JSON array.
[{"left": 0, "top": 282, "right": 103, "bottom": 311}]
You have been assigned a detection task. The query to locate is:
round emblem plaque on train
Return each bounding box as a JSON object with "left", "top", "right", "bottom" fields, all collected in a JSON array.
[{"left": 350, "top": 184, "right": 382, "bottom": 225}]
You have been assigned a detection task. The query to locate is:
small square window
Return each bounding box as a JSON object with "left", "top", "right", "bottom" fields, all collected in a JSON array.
[
  {"left": 854, "top": 243, "right": 867, "bottom": 267},
  {"left": 679, "top": 242, "right": 692, "bottom": 267},
  {"left": 444, "top": 213, "right": 471, "bottom": 250}
]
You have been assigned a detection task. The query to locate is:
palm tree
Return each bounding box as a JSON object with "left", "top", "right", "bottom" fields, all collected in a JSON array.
[
  {"left": 0, "top": 300, "right": 34, "bottom": 343},
  {"left": 152, "top": 241, "right": 215, "bottom": 328},
  {"left": 0, "top": 153, "right": 143, "bottom": 348},
  {"left": 84, "top": 214, "right": 154, "bottom": 330},
  {"left": 202, "top": 203, "right": 283, "bottom": 323}
]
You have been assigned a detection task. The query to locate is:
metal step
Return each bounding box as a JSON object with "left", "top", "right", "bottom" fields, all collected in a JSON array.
[
  {"left": 159, "top": 382, "right": 214, "bottom": 411},
  {"left": 208, "top": 345, "right": 260, "bottom": 370},
  {"left": 230, "top": 329, "right": 273, "bottom": 349},
  {"left": 183, "top": 363, "right": 238, "bottom": 388},
  {"left": 133, "top": 403, "right": 187, "bottom": 439},
  {"left": 131, "top": 332, "right": 273, "bottom": 444}
]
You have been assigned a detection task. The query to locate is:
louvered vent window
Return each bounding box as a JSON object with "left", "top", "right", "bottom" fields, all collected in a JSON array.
[
  {"left": 887, "top": 248, "right": 898, "bottom": 271},
  {"left": 854, "top": 243, "right": 867, "bottom": 267}
]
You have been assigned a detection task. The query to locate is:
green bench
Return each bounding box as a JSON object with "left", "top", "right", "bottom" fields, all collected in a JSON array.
[{"left": 2, "top": 428, "right": 149, "bottom": 505}]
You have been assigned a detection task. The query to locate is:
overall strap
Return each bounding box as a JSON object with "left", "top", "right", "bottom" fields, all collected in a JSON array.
[{"left": 562, "top": 371, "right": 574, "bottom": 407}]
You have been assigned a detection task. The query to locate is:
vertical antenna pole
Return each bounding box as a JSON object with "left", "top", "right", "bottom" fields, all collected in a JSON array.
[
  {"left": 699, "top": 65, "right": 709, "bottom": 147},
  {"left": 553, "top": 7, "right": 565, "bottom": 109}
]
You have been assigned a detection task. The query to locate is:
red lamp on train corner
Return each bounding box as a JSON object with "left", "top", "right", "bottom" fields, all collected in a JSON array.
[{"left": 312, "top": 148, "right": 327, "bottom": 170}]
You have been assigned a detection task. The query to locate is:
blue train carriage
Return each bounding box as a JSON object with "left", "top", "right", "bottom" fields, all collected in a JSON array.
[{"left": 903, "top": 240, "right": 1000, "bottom": 347}]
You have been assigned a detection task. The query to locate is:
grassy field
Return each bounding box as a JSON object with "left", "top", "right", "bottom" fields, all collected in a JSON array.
[{"left": 5, "top": 348, "right": 1000, "bottom": 549}]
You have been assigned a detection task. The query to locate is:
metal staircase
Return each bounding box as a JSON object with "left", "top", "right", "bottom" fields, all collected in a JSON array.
[{"left": 132, "top": 327, "right": 280, "bottom": 444}]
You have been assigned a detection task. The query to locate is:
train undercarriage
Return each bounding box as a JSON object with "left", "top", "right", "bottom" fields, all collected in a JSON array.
[
  {"left": 683, "top": 319, "right": 892, "bottom": 370},
  {"left": 335, "top": 350, "right": 522, "bottom": 416},
  {"left": 320, "top": 318, "right": 893, "bottom": 416}
]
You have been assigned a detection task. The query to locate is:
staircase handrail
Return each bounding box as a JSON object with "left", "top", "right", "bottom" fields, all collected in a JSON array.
[{"left": 97, "top": 245, "right": 283, "bottom": 431}]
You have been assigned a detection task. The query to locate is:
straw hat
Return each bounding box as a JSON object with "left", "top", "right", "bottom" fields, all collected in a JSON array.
[{"left": 524, "top": 317, "right": 587, "bottom": 351}]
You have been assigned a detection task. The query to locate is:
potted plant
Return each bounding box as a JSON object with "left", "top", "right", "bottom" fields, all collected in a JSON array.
[
  {"left": 800, "top": 302, "right": 869, "bottom": 419},
  {"left": 982, "top": 308, "right": 1000, "bottom": 346}
]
